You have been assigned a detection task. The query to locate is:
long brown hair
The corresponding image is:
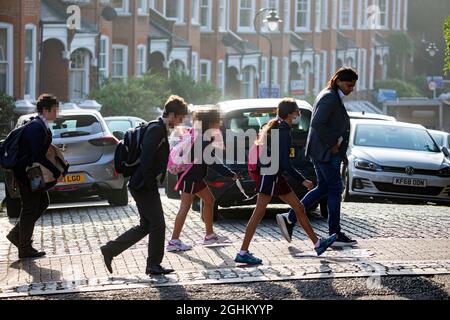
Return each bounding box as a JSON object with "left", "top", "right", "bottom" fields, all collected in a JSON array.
[
  {"left": 327, "top": 67, "right": 359, "bottom": 91},
  {"left": 256, "top": 98, "right": 299, "bottom": 145}
]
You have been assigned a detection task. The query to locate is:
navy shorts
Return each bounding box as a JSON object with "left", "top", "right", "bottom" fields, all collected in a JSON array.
[
  {"left": 175, "top": 176, "right": 207, "bottom": 194},
  {"left": 256, "top": 174, "right": 291, "bottom": 197}
]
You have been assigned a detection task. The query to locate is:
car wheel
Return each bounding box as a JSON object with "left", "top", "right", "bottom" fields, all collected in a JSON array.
[
  {"left": 199, "top": 200, "right": 220, "bottom": 222},
  {"left": 5, "top": 187, "right": 21, "bottom": 218},
  {"left": 165, "top": 173, "right": 180, "bottom": 199},
  {"left": 108, "top": 185, "right": 129, "bottom": 206}
]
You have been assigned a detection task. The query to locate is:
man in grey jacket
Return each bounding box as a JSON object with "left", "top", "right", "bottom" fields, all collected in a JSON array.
[{"left": 276, "top": 67, "right": 359, "bottom": 247}]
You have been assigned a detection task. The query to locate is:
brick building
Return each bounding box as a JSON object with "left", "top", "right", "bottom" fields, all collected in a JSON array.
[{"left": 0, "top": 0, "right": 410, "bottom": 103}]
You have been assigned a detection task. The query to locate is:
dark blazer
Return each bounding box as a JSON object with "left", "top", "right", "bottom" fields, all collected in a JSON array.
[
  {"left": 13, "top": 117, "right": 61, "bottom": 186},
  {"left": 305, "top": 88, "right": 351, "bottom": 162},
  {"left": 128, "top": 117, "right": 169, "bottom": 191}
]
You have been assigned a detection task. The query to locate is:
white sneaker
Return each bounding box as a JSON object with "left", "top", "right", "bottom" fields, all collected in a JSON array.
[
  {"left": 166, "top": 240, "right": 192, "bottom": 252},
  {"left": 203, "top": 234, "right": 231, "bottom": 246}
]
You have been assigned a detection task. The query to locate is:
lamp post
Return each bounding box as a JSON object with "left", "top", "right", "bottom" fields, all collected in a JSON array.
[{"left": 254, "top": 8, "right": 282, "bottom": 98}]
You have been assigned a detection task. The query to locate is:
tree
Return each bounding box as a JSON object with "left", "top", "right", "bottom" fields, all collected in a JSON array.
[
  {"left": 387, "top": 32, "right": 415, "bottom": 80},
  {"left": 90, "top": 70, "right": 223, "bottom": 120},
  {"left": 0, "top": 94, "right": 16, "bottom": 139},
  {"left": 375, "top": 79, "right": 422, "bottom": 98},
  {"left": 166, "top": 69, "right": 221, "bottom": 105},
  {"left": 444, "top": 15, "right": 450, "bottom": 74},
  {"left": 90, "top": 73, "right": 169, "bottom": 120}
]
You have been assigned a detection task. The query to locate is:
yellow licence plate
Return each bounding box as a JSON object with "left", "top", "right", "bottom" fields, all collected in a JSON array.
[
  {"left": 59, "top": 174, "right": 86, "bottom": 184},
  {"left": 290, "top": 148, "right": 296, "bottom": 158}
]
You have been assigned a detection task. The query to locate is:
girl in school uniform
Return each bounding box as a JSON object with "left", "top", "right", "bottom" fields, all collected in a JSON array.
[
  {"left": 235, "top": 98, "right": 337, "bottom": 265},
  {"left": 166, "top": 107, "right": 239, "bottom": 252}
]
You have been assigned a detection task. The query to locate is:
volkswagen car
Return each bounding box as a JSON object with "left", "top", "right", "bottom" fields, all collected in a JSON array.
[{"left": 343, "top": 119, "right": 450, "bottom": 204}]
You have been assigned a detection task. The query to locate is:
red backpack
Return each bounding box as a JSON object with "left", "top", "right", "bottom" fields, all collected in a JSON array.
[{"left": 248, "top": 142, "right": 262, "bottom": 182}]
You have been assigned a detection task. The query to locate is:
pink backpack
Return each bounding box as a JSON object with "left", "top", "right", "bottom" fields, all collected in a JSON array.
[{"left": 167, "top": 128, "right": 196, "bottom": 176}]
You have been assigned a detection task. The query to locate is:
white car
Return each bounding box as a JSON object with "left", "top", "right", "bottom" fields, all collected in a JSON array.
[
  {"left": 428, "top": 129, "right": 450, "bottom": 150},
  {"left": 343, "top": 119, "right": 450, "bottom": 205}
]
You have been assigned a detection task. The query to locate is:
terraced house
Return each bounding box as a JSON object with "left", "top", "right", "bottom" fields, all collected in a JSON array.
[{"left": 0, "top": 0, "right": 410, "bottom": 103}]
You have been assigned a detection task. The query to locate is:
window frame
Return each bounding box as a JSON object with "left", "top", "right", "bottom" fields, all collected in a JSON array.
[
  {"left": 191, "top": 52, "right": 198, "bottom": 81},
  {"left": 99, "top": 35, "right": 109, "bottom": 83},
  {"left": 111, "top": 44, "right": 128, "bottom": 81},
  {"left": 112, "top": 0, "right": 130, "bottom": 15},
  {"left": 0, "top": 22, "right": 13, "bottom": 96},
  {"left": 238, "top": 0, "right": 256, "bottom": 32},
  {"left": 200, "top": 59, "right": 212, "bottom": 83},
  {"left": 295, "top": 0, "right": 311, "bottom": 32},
  {"left": 339, "top": 0, "right": 354, "bottom": 30},
  {"left": 200, "top": 0, "right": 213, "bottom": 31},
  {"left": 164, "top": 0, "right": 184, "bottom": 23},
  {"left": 24, "top": 24, "right": 37, "bottom": 100},
  {"left": 136, "top": 44, "right": 147, "bottom": 77}
]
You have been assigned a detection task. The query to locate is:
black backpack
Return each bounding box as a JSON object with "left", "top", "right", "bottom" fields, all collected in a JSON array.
[
  {"left": 114, "top": 120, "right": 159, "bottom": 177},
  {"left": 0, "top": 118, "right": 40, "bottom": 170}
]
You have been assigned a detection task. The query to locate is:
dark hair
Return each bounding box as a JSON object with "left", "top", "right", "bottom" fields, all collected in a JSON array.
[
  {"left": 257, "top": 98, "right": 299, "bottom": 145},
  {"left": 36, "top": 94, "right": 58, "bottom": 114},
  {"left": 192, "top": 107, "right": 221, "bottom": 133},
  {"left": 163, "top": 95, "right": 188, "bottom": 117},
  {"left": 327, "top": 67, "right": 359, "bottom": 90}
]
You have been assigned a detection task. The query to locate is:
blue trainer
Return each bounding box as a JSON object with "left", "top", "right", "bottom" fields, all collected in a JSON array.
[
  {"left": 315, "top": 234, "right": 337, "bottom": 256},
  {"left": 234, "top": 252, "right": 263, "bottom": 265}
]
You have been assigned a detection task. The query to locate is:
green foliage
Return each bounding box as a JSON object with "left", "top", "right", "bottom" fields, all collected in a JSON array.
[
  {"left": 375, "top": 79, "right": 422, "bottom": 98},
  {"left": 444, "top": 16, "right": 450, "bottom": 75},
  {"left": 166, "top": 71, "right": 221, "bottom": 105},
  {"left": 0, "top": 93, "right": 16, "bottom": 139},
  {"left": 90, "top": 73, "right": 169, "bottom": 120},
  {"left": 387, "top": 31, "right": 415, "bottom": 80},
  {"left": 90, "top": 71, "right": 222, "bottom": 120}
]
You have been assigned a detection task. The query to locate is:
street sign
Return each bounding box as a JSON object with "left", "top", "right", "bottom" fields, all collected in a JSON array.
[
  {"left": 427, "top": 76, "right": 444, "bottom": 89},
  {"left": 428, "top": 81, "right": 437, "bottom": 91},
  {"left": 377, "top": 89, "right": 397, "bottom": 103},
  {"left": 290, "top": 80, "right": 306, "bottom": 97},
  {"left": 259, "top": 85, "right": 280, "bottom": 98}
]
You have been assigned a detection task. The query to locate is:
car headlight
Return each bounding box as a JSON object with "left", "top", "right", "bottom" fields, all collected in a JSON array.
[
  {"left": 437, "top": 166, "right": 450, "bottom": 177},
  {"left": 354, "top": 158, "right": 382, "bottom": 172}
]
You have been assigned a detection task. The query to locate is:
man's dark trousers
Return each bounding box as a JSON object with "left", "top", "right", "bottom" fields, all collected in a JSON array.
[
  {"left": 9, "top": 184, "right": 49, "bottom": 248},
  {"left": 103, "top": 184, "right": 165, "bottom": 268}
]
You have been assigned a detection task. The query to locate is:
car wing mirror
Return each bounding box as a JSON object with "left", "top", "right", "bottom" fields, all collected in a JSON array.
[{"left": 442, "top": 146, "right": 450, "bottom": 157}]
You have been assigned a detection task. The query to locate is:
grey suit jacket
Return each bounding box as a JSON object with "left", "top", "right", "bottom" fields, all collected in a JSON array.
[{"left": 305, "top": 88, "right": 351, "bottom": 162}]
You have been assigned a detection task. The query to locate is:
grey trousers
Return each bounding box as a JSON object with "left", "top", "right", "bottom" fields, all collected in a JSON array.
[{"left": 104, "top": 187, "right": 165, "bottom": 269}]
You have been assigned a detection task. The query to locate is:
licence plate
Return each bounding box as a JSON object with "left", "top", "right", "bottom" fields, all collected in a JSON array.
[
  {"left": 392, "top": 177, "right": 427, "bottom": 188},
  {"left": 290, "top": 148, "right": 295, "bottom": 158},
  {"left": 58, "top": 174, "right": 86, "bottom": 184}
]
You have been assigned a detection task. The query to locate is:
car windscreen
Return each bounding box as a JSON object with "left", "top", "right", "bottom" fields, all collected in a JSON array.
[
  {"left": 430, "top": 132, "right": 444, "bottom": 146},
  {"left": 50, "top": 115, "right": 103, "bottom": 138},
  {"left": 224, "top": 109, "right": 311, "bottom": 134},
  {"left": 106, "top": 120, "right": 132, "bottom": 133},
  {"left": 354, "top": 124, "right": 441, "bottom": 152}
]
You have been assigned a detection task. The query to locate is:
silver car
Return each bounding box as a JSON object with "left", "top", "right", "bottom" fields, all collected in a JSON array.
[
  {"left": 5, "top": 110, "right": 128, "bottom": 217},
  {"left": 343, "top": 120, "right": 450, "bottom": 204},
  {"left": 104, "top": 116, "right": 146, "bottom": 140},
  {"left": 428, "top": 129, "right": 450, "bottom": 150}
]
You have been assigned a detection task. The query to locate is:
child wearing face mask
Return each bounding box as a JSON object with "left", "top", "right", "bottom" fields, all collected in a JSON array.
[{"left": 234, "top": 98, "right": 337, "bottom": 265}]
